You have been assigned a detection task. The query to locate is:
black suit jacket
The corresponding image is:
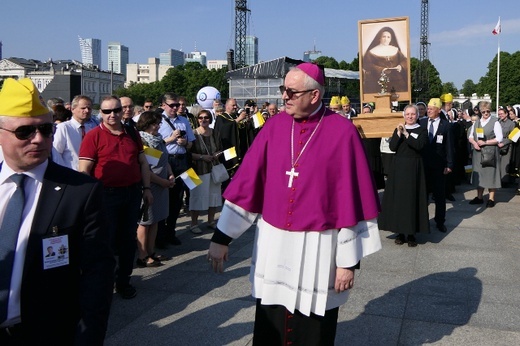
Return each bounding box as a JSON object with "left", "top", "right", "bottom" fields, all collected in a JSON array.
[
  {"left": 420, "top": 117, "right": 454, "bottom": 170},
  {"left": 19, "top": 160, "right": 114, "bottom": 346}
]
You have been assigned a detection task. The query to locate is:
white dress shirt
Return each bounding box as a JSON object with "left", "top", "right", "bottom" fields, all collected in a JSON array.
[
  {"left": 53, "top": 117, "right": 97, "bottom": 170},
  {"left": 0, "top": 160, "right": 46, "bottom": 327}
]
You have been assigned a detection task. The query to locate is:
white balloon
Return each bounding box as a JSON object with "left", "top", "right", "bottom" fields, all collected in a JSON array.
[{"left": 197, "top": 86, "right": 221, "bottom": 109}]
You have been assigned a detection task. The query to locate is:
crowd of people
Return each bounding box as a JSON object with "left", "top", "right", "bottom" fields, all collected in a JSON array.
[{"left": 2, "top": 65, "right": 519, "bottom": 344}]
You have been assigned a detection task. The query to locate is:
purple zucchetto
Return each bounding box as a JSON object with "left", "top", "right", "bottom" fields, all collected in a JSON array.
[{"left": 296, "top": 62, "right": 325, "bottom": 86}]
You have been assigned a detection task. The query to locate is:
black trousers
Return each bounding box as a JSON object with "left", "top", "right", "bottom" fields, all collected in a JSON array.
[
  {"left": 253, "top": 300, "right": 338, "bottom": 346},
  {"left": 425, "top": 167, "right": 447, "bottom": 226}
]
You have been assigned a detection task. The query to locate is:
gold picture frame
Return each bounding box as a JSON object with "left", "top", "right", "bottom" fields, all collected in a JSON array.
[{"left": 358, "top": 16, "right": 411, "bottom": 104}]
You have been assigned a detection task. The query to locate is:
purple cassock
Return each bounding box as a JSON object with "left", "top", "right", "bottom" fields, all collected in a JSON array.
[{"left": 223, "top": 105, "right": 380, "bottom": 232}]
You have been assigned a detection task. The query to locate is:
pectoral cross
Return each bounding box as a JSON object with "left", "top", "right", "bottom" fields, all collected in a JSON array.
[{"left": 285, "top": 167, "right": 299, "bottom": 188}]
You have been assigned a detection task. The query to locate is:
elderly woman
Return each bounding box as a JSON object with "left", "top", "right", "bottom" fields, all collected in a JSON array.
[
  {"left": 468, "top": 102, "right": 503, "bottom": 207},
  {"left": 363, "top": 26, "right": 407, "bottom": 94},
  {"left": 378, "top": 104, "right": 429, "bottom": 247},
  {"left": 136, "top": 111, "right": 175, "bottom": 267},
  {"left": 189, "top": 109, "right": 224, "bottom": 233},
  {"left": 497, "top": 106, "right": 516, "bottom": 186}
]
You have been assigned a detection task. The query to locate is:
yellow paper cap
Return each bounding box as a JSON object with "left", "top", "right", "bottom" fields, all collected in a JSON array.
[
  {"left": 428, "top": 98, "right": 441, "bottom": 108},
  {"left": 340, "top": 96, "right": 350, "bottom": 105},
  {"left": 330, "top": 96, "right": 341, "bottom": 106},
  {"left": 440, "top": 93, "right": 453, "bottom": 103},
  {"left": 0, "top": 78, "right": 49, "bottom": 117}
]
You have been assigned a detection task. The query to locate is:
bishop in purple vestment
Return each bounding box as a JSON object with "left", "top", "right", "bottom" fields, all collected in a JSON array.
[{"left": 208, "top": 63, "right": 382, "bottom": 345}]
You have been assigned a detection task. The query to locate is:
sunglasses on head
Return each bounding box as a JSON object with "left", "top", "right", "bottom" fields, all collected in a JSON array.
[
  {"left": 279, "top": 85, "right": 315, "bottom": 99},
  {"left": 100, "top": 107, "right": 123, "bottom": 114},
  {"left": 0, "top": 123, "right": 55, "bottom": 140},
  {"left": 165, "top": 102, "right": 180, "bottom": 108}
]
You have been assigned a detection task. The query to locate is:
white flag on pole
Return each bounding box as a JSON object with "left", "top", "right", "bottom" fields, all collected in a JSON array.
[{"left": 492, "top": 17, "right": 501, "bottom": 35}]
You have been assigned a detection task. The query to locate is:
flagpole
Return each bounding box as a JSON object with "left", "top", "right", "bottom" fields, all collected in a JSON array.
[{"left": 496, "top": 17, "right": 501, "bottom": 110}]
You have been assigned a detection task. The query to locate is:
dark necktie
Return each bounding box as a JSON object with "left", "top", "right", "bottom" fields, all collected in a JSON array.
[
  {"left": 80, "top": 125, "right": 86, "bottom": 140},
  {"left": 429, "top": 119, "right": 434, "bottom": 143},
  {"left": 0, "top": 174, "right": 26, "bottom": 324}
]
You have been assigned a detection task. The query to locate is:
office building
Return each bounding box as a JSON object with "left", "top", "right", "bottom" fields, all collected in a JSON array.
[
  {"left": 303, "top": 48, "right": 322, "bottom": 62},
  {"left": 245, "top": 36, "right": 258, "bottom": 66},
  {"left": 184, "top": 51, "right": 207, "bottom": 66},
  {"left": 108, "top": 41, "right": 129, "bottom": 77},
  {"left": 160, "top": 49, "right": 184, "bottom": 67},
  {"left": 78, "top": 37, "right": 101, "bottom": 67},
  {"left": 126, "top": 57, "right": 172, "bottom": 85}
]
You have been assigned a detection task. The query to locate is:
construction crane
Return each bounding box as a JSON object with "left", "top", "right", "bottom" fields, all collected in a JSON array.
[
  {"left": 415, "top": 0, "right": 429, "bottom": 100},
  {"left": 234, "top": 0, "right": 249, "bottom": 68}
]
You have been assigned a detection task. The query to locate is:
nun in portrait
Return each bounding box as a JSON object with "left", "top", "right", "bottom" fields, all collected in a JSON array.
[{"left": 363, "top": 26, "right": 408, "bottom": 94}]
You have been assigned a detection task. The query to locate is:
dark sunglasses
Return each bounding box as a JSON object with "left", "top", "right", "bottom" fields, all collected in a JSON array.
[
  {"left": 198, "top": 116, "right": 211, "bottom": 120},
  {"left": 143, "top": 105, "right": 153, "bottom": 109},
  {"left": 165, "top": 102, "right": 180, "bottom": 108},
  {"left": 279, "top": 85, "right": 314, "bottom": 99},
  {"left": 0, "top": 123, "right": 55, "bottom": 140},
  {"left": 100, "top": 107, "right": 123, "bottom": 114}
]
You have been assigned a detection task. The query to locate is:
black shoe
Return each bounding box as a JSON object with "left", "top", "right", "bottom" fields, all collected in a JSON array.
[
  {"left": 116, "top": 284, "right": 137, "bottom": 299},
  {"left": 469, "top": 197, "right": 484, "bottom": 205},
  {"left": 407, "top": 235, "right": 417, "bottom": 247},
  {"left": 394, "top": 234, "right": 405, "bottom": 245},
  {"left": 486, "top": 199, "right": 495, "bottom": 208},
  {"left": 150, "top": 252, "right": 172, "bottom": 262},
  {"left": 168, "top": 235, "right": 182, "bottom": 246},
  {"left": 136, "top": 257, "right": 162, "bottom": 268},
  {"left": 437, "top": 224, "right": 447, "bottom": 233},
  {"left": 446, "top": 194, "right": 455, "bottom": 201}
]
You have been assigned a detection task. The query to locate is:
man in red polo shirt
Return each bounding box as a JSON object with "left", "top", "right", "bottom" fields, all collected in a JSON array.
[{"left": 79, "top": 95, "right": 152, "bottom": 299}]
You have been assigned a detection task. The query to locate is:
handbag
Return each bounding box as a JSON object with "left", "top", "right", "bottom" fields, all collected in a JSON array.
[
  {"left": 480, "top": 146, "right": 497, "bottom": 168},
  {"left": 210, "top": 163, "right": 229, "bottom": 184},
  {"left": 196, "top": 129, "right": 229, "bottom": 184},
  {"left": 500, "top": 144, "right": 509, "bottom": 156}
]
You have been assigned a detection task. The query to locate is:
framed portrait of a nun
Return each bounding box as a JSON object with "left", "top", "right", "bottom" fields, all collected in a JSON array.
[{"left": 359, "top": 17, "right": 411, "bottom": 104}]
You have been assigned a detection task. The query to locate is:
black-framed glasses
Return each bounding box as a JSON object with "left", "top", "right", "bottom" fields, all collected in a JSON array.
[
  {"left": 0, "top": 123, "right": 55, "bottom": 140},
  {"left": 279, "top": 86, "right": 315, "bottom": 99},
  {"left": 164, "top": 102, "right": 180, "bottom": 108},
  {"left": 100, "top": 107, "right": 123, "bottom": 114}
]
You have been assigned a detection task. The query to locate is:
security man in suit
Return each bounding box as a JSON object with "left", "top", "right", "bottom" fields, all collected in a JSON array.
[
  {"left": 420, "top": 98, "right": 455, "bottom": 233},
  {"left": 0, "top": 78, "right": 114, "bottom": 345}
]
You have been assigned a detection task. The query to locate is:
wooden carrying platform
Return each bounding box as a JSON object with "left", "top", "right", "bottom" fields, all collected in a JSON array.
[{"left": 351, "top": 93, "right": 403, "bottom": 138}]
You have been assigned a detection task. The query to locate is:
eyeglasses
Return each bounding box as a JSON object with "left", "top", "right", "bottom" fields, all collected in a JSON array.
[
  {"left": 164, "top": 102, "right": 180, "bottom": 108},
  {"left": 279, "top": 86, "right": 315, "bottom": 99},
  {"left": 100, "top": 107, "right": 123, "bottom": 114},
  {"left": 198, "top": 116, "right": 211, "bottom": 120},
  {"left": 0, "top": 123, "right": 55, "bottom": 140},
  {"left": 481, "top": 110, "right": 491, "bottom": 114}
]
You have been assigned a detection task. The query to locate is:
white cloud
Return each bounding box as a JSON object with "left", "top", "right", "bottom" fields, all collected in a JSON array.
[{"left": 430, "top": 18, "right": 520, "bottom": 47}]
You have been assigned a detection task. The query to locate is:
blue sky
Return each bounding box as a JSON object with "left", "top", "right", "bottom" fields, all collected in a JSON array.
[{"left": 1, "top": 0, "right": 519, "bottom": 89}]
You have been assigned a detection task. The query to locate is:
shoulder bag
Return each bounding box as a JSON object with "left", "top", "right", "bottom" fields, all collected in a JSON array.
[{"left": 196, "top": 130, "right": 229, "bottom": 184}]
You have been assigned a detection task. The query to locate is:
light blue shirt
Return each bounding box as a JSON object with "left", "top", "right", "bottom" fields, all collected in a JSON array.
[{"left": 158, "top": 112, "right": 195, "bottom": 155}]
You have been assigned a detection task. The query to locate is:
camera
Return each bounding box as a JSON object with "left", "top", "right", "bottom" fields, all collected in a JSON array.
[
  {"left": 180, "top": 130, "right": 187, "bottom": 136},
  {"left": 245, "top": 107, "right": 250, "bottom": 115}
]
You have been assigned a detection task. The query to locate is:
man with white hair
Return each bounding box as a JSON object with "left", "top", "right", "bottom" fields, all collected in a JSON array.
[{"left": 208, "top": 63, "right": 381, "bottom": 344}]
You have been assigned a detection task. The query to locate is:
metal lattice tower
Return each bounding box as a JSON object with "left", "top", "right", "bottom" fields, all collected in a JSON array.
[
  {"left": 234, "top": 0, "right": 249, "bottom": 68},
  {"left": 416, "top": 0, "right": 430, "bottom": 97}
]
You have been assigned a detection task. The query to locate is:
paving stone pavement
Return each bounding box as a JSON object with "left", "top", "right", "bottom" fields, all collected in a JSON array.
[{"left": 105, "top": 183, "right": 520, "bottom": 345}]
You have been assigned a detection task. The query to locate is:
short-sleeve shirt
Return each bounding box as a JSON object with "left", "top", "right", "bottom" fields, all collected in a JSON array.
[
  {"left": 158, "top": 113, "right": 196, "bottom": 155},
  {"left": 79, "top": 123, "right": 143, "bottom": 187}
]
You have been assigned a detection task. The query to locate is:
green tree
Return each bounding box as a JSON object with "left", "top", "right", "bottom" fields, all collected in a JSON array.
[
  {"left": 442, "top": 82, "right": 458, "bottom": 96},
  {"left": 410, "top": 58, "right": 443, "bottom": 102},
  {"left": 312, "top": 56, "right": 339, "bottom": 69},
  {"left": 477, "top": 51, "right": 520, "bottom": 107},
  {"left": 460, "top": 79, "right": 477, "bottom": 96}
]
